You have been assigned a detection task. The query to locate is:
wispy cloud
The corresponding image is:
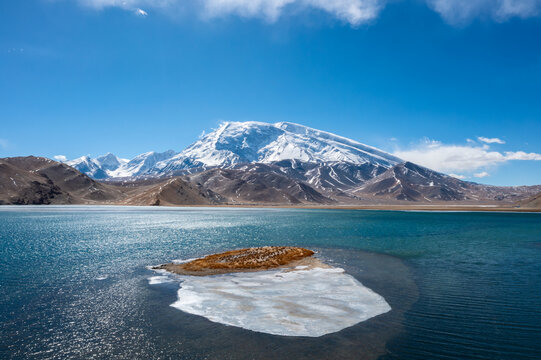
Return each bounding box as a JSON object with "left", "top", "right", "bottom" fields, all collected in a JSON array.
[
  {"left": 0, "top": 139, "right": 8, "bottom": 149},
  {"left": 54, "top": 155, "right": 68, "bottom": 162},
  {"left": 203, "top": 0, "right": 382, "bottom": 24},
  {"left": 393, "top": 137, "right": 541, "bottom": 176},
  {"left": 76, "top": 0, "right": 384, "bottom": 25},
  {"left": 474, "top": 171, "right": 490, "bottom": 178},
  {"left": 426, "top": 0, "right": 541, "bottom": 24},
  {"left": 477, "top": 136, "right": 505, "bottom": 144},
  {"left": 503, "top": 151, "right": 541, "bottom": 160},
  {"left": 73, "top": 0, "right": 541, "bottom": 25}
]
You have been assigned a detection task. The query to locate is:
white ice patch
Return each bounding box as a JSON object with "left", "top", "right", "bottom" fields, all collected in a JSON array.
[
  {"left": 148, "top": 275, "right": 175, "bottom": 285},
  {"left": 171, "top": 267, "right": 391, "bottom": 337},
  {"left": 172, "top": 258, "right": 198, "bottom": 265}
]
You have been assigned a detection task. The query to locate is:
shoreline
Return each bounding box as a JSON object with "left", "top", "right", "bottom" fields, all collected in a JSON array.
[{"left": 1, "top": 203, "right": 540, "bottom": 212}]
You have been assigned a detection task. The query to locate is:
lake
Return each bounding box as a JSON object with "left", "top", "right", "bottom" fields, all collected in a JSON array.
[{"left": 1, "top": 206, "right": 540, "bottom": 359}]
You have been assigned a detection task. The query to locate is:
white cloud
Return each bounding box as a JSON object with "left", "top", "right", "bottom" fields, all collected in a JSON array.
[
  {"left": 135, "top": 8, "right": 148, "bottom": 16},
  {"left": 474, "top": 171, "right": 490, "bottom": 178},
  {"left": 202, "top": 0, "right": 295, "bottom": 22},
  {"left": 0, "top": 139, "right": 8, "bottom": 149},
  {"left": 393, "top": 138, "right": 541, "bottom": 175},
  {"left": 504, "top": 151, "right": 541, "bottom": 160},
  {"left": 201, "top": 0, "right": 382, "bottom": 25},
  {"left": 477, "top": 136, "right": 505, "bottom": 144},
  {"left": 449, "top": 173, "right": 466, "bottom": 179},
  {"left": 54, "top": 155, "right": 68, "bottom": 162},
  {"left": 74, "top": 0, "right": 541, "bottom": 25},
  {"left": 76, "top": 0, "right": 383, "bottom": 25},
  {"left": 426, "top": 0, "right": 541, "bottom": 24}
]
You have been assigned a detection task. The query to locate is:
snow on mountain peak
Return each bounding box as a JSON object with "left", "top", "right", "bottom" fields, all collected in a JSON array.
[
  {"left": 67, "top": 151, "right": 176, "bottom": 179},
  {"left": 95, "top": 153, "right": 126, "bottom": 171},
  {"left": 67, "top": 155, "right": 110, "bottom": 179},
  {"left": 66, "top": 121, "right": 402, "bottom": 179},
  {"left": 158, "top": 121, "right": 401, "bottom": 173}
]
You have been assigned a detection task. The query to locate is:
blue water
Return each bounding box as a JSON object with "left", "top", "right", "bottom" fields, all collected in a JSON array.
[{"left": 1, "top": 206, "right": 540, "bottom": 359}]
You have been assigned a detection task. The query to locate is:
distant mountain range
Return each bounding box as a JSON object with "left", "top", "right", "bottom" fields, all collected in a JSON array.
[{"left": 1, "top": 121, "right": 540, "bottom": 207}]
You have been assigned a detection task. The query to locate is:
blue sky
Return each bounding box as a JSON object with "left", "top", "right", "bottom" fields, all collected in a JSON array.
[{"left": 1, "top": 0, "right": 540, "bottom": 185}]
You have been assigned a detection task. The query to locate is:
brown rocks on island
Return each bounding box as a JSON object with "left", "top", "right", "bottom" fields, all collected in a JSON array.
[{"left": 153, "top": 246, "right": 327, "bottom": 276}]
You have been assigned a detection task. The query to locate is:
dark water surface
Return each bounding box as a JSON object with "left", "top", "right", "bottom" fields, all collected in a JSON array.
[{"left": 1, "top": 206, "right": 540, "bottom": 359}]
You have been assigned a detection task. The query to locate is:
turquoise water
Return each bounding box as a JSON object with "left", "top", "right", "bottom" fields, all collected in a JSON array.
[{"left": 1, "top": 206, "right": 540, "bottom": 359}]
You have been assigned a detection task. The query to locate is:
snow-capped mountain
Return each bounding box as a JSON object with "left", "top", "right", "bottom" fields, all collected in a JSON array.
[
  {"left": 68, "top": 151, "right": 176, "bottom": 179},
  {"left": 158, "top": 121, "right": 402, "bottom": 174},
  {"left": 95, "top": 153, "right": 126, "bottom": 171},
  {"left": 66, "top": 154, "right": 126, "bottom": 180},
  {"left": 67, "top": 121, "right": 402, "bottom": 180},
  {"left": 109, "top": 150, "right": 177, "bottom": 178}
]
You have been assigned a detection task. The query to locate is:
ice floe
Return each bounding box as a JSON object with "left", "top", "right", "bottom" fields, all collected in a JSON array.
[{"left": 168, "top": 266, "right": 391, "bottom": 337}]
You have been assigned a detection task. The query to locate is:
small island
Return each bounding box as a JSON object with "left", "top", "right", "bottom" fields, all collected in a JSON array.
[
  {"left": 151, "top": 246, "right": 392, "bottom": 337},
  {"left": 153, "top": 246, "right": 329, "bottom": 276}
]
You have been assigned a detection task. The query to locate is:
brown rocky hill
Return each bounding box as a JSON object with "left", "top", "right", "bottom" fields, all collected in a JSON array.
[
  {"left": 352, "top": 162, "right": 541, "bottom": 204},
  {"left": 0, "top": 156, "right": 123, "bottom": 204},
  {"left": 0, "top": 157, "right": 228, "bottom": 206},
  {"left": 118, "top": 177, "right": 226, "bottom": 206},
  {"left": 518, "top": 192, "right": 541, "bottom": 209},
  {"left": 1, "top": 156, "right": 539, "bottom": 207},
  {"left": 184, "top": 167, "right": 334, "bottom": 205}
]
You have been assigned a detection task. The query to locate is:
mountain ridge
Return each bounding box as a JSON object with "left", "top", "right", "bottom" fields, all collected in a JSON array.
[
  {"left": 2, "top": 156, "right": 540, "bottom": 207},
  {"left": 4, "top": 122, "right": 540, "bottom": 208}
]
